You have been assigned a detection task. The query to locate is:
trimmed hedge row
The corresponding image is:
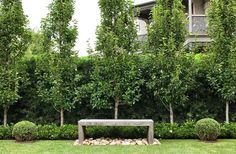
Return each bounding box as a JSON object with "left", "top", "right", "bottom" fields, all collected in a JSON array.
[
  {"left": 0, "top": 124, "right": 78, "bottom": 140},
  {"left": 7, "top": 55, "right": 235, "bottom": 125},
  {"left": 0, "top": 125, "right": 13, "bottom": 139},
  {"left": 1, "top": 122, "right": 236, "bottom": 140}
]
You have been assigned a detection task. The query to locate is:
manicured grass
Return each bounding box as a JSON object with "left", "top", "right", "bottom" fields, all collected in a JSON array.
[{"left": 0, "top": 139, "right": 236, "bottom": 154}]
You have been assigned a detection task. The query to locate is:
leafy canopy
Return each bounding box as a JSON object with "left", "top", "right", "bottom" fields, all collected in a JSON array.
[
  {"left": 37, "top": 0, "right": 78, "bottom": 112},
  {"left": 146, "top": 0, "right": 191, "bottom": 108},
  {"left": 87, "top": 0, "right": 143, "bottom": 115},
  {"left": 0, "top": 0, "right": 30, "bottom": 108},
  {"left": 207, "top": 0, "right": 236, "bottom": 103}
]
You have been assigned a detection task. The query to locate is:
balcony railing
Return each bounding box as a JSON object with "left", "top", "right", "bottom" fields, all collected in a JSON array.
[
  {"left": 138, "top": 15, "right": 208, "bottom": 42},
  {"left": 189, "top": 15, "right": 208, "bottom": 35}
]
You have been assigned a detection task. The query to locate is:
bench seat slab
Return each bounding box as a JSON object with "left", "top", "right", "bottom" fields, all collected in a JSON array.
[{"left": 78, "top": 119, "right": 154, "bottom": 144}]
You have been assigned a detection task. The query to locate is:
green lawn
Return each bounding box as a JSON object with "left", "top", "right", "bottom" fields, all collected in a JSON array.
[{"left": 0, "top": 140, "right": 236, "bottom": 154}]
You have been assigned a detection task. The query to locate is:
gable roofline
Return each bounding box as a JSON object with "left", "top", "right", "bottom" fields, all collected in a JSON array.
[{"left": 135, "top": 0, "right": 155, "bottom": 7}]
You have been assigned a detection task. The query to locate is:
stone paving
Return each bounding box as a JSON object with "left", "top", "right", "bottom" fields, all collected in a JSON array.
[{"left": 74, "top": 138, "right": 161, "bottom": 146}]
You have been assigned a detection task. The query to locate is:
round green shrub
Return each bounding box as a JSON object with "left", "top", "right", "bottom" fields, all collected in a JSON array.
[
  {"left": 195, "top": 118, "right": 220, "bottom": 141},
  {"left": 12, "top": 121, "right": 37, "bottom": 142}
]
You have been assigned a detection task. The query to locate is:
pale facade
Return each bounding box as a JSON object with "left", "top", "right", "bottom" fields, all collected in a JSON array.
[{"left": 135, "top": 0, "right": 211, "bottom": 45}]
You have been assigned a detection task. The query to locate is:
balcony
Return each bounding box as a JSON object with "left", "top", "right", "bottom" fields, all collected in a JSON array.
[
  {"left": 138, "top": 15, "right": 209, "bottom": 43},
  {"left": 188, "top": 15, "right": 208, "bottom": 35},
  {"left": 135, "top": 0, "right": 211, "bottom": 45}
]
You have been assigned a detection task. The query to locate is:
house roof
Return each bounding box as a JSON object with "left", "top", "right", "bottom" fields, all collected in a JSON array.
[
  {"left": 135, "top": 0, "right": 155, "bottom": 19},
  {"left": 134, "top": 0, "right": 189, "bottom": 19},
  {"left": 135, "top": 0, "right": 155, "bottom": 8}
]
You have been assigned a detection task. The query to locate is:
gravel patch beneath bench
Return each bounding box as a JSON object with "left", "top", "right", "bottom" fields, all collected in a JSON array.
[{"left": 74, "top": 138, "right": 161, "bottom": 145}]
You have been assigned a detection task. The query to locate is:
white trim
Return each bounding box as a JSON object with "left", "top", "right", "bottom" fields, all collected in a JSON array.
[
  {"left": 192, "top": 14, "right": 206, "bottom": 17},
  {"left": 184, "top": 36, "right": 212, "bottom": 45},
  {"left": 188, "top": 0, "right": 193, "bottom": 33}
]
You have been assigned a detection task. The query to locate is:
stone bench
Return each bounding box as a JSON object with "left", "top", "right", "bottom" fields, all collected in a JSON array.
[{"left": 78, "top": 119, "right": 154, "bottom": 144}]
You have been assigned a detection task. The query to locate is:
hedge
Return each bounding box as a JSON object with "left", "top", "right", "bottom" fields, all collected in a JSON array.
[
  {"left": 1, "top": 122, "right": 236, "bottom": 140},
  {"left": 0, "top": 125, "right": 13, "bottom": 139},
  {"left": 3, "top": 54, "right": 235, "bottom": 125}
]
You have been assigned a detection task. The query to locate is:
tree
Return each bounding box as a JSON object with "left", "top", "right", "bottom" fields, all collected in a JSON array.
[
  {"left": 96, "top": 0, "right": 138, "bottom": 57},
  {"left": 27, "top": 31, "right": 45, "bottom": 55},
  {"left": 88, "top": 0, "right": 143, "bottom": 119},
  {"left": 90, "top": 55, "right": 144, "bottom": 119},
  {"left": 146, "top": 0, "right": 190, "bottom": 124},
  {"left": 146, "top": 0, "right": 186, "bottom": 55},
  {"left": 207, "top": 0, "right": 236, "bottom": 123},
  {"left": 0, "top": 0, "right": 30, "bottom": 126},
  {"left": 37, "top": 0, "right": 78, "bottom": 126}
]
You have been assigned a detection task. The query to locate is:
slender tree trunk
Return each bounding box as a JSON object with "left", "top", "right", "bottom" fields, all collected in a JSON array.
[
  {"left": 169, "top": 103, "right": 174, "bottom": 125},
  {"left": 226, "top": 102, "right": 229, "bottom": 123},
  {"left": 3, "top": 107, "right": 8, "bottom": 127},
  {"left": 114, "top": 97, "right": 120, "bottom": 119},
  {"left": 60, "top": 108, "right": 64, "bottom": 126}
]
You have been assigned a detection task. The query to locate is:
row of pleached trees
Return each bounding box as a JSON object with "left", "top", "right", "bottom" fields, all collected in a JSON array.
[{"left": 0, "top": 0, "right": 235, "bottom": 126}]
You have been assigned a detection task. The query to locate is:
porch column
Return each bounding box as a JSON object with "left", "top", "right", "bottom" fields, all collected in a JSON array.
[{"left": 188, "top": 0, "right": 193, "bottom": 33}]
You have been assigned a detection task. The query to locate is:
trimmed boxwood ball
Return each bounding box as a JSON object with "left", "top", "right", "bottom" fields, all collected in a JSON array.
[
  {"left": 12, "top": 121, "right": 37, "bottom": 142},
  {"left": 196, "top": 118, "right": 220, "bottom": 141}
]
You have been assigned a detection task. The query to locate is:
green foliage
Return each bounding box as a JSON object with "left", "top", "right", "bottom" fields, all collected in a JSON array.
[
  {"left": 26, "top": 31, "right": 45, "bottom": 56},
  {"left": 147, "top": 53, "right": 195, "bottom": 106},
  {"left": 0, "top": 125, "right": 13, "bottom": 139},
  {"left": 17, "top": 57, "right": 51, "bottom": 123},
  {"left": 207, "top": 0, "right": 236, "bottom": 122},
  {"left": 147, "top": 0, "right": 186, "bottom": 53},
  {"left": 3, "top": 51, "right": 234, "bottom": 124},
  {"left": 35, "top": 54, "right": 54, "bottom": 108},
  {"left": 224, "top": 35, "right": 236, "bottom": 102},
  {"left": 0, "top": 67, "right": 20, "bottom": 108},
  {"left": 89, "top": 55, "right": 144, "bottom": 109},
  {"left": 74, "top": 57, "right": 95, "bottom": 104},
  {"left": 90, "top": 0, "right": 142, "bottom": 119},
  {"left": 145, "top": 0, "right": 191, "bottom": 124},
  {"left": 38, "top": 0, "right": 78, "bottom": 125},
  {"left": 195, "top": 118, "right": 220, "bottom": 141},
  {"left": 5, "top": 52, "right": 233, "bottom": 124},
  {"left": 176, "top": 120, "right": 197, "bottom": 139},
  {"left": 12, "top": 121, "right": 37, "bottom": 142},
  {"left": 2, "top": 122, "right": 236, "bottom": 140},
  {"left": 37, "top": 124, "right": 77, "bottom": 140},
  {"left": 220, "top": 123, "right": 236, "bottom": 139},
  {"left": 0, "top": 0, "right": 235, "bottom": 133},
  {"left": 0, "top": 0, "right": 30, "bottom": 125},
  {"left": 155, "top": 121, "right": 197, "bottom": 139},
  {"left": 41, "top": 0, "right": 78, "bottom": 109},
  {"left": 0, "top": 0, "right": 30, "bottom": 61},
  {"left": 208, "top": 0, "right": 236, "bottom": 60},
  {"left": 59, "top": 124, "right": 78, "bottom": 139},
  {"left": 36, "top": 124, "right": 60, "bottom": 140},
  {"left": 96, "top": 0, "right": 138, "bottom": 56}
]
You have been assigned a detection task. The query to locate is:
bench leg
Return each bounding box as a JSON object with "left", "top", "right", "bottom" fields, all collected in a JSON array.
[
  {"left": 79, "top": 125, "right": 85, "bottom": 144},
  {"left": 147, "top": 125, "right": 154, "bottom": 144}
]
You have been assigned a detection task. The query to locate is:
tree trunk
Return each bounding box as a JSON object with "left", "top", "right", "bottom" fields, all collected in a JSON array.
[
  {"left": 169, "top": 103, "right": 174, "bottom": 125},
  {"left": 226, "top": 102, "right": 229, "bottom": 123},
  {"left": 3, "top": 108, "right": 8, "bottom": 127},
  {"left": 60, "top": 108, "right": 64, "bottom": 126},
  {"left": 114, "top": 97, "right": 120, "bottom": 119}
]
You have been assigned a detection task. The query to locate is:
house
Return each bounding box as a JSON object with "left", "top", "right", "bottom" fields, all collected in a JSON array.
[{"left": 135, "top": 0, "right": 211, "bottom": 46}]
